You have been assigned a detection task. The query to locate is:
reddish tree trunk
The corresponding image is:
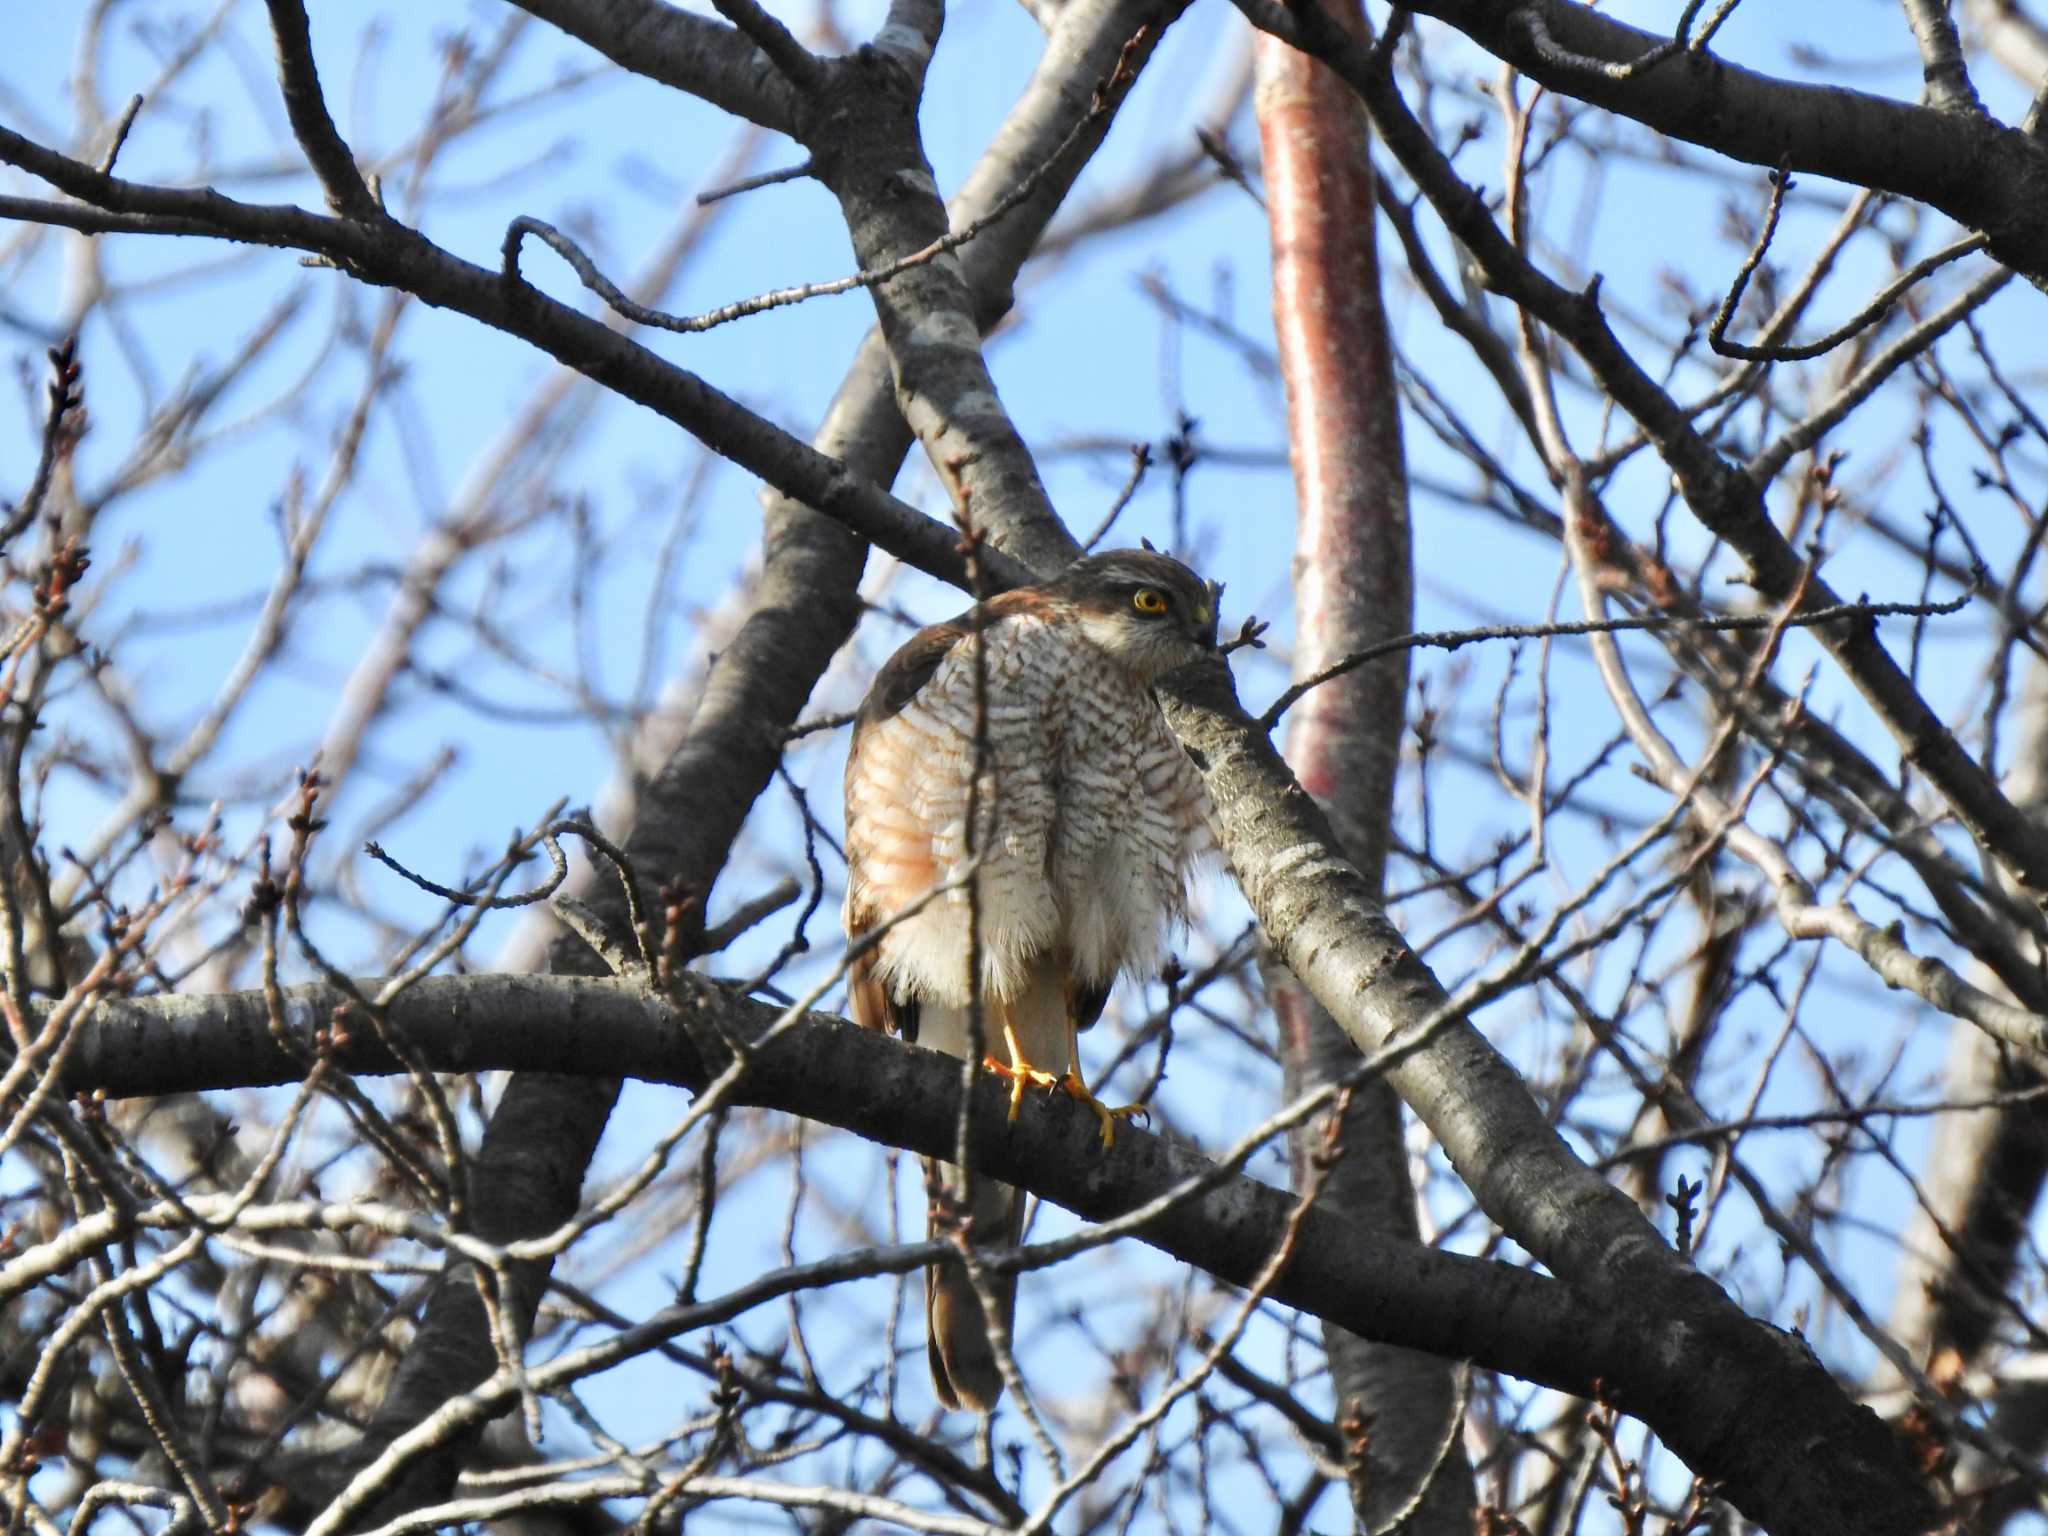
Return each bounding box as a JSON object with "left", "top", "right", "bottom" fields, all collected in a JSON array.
[{"left": 1256, "top": 13, "right": 1475, "bottom": 1532}]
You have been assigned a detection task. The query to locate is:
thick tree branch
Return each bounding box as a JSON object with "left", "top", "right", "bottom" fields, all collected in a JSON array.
[
  {"left": 1234, "top": 0, "right": 2048, "bottom": 912},
  {"left": 32, "top": 968, "right": 1927, "bottom": 1534},
  {"left": 706, "top": 0, "right": 826, "bottom": 95},
  {"left": 793, "top": 30, "right": 1092, "bottom": 572},
  {"left": 262, "top": 0, "right": 383, "bottom": 221},
  {"left": 1401, "top": 0, "right": 2048, "bottom": 281},
  {"left": 505, "top": 0, "right": 803, "bottom": 135},
  {"left": 1154, "top": 656, "right": 1938, "bottom": 1536},
  {"left": 1899, "top": 0, "right": 1987, "bottom": 112},
  {"left": 0, "top": 125, "right": 1028, "bottom": 594},
  {"left": 1888, "top": 658, "right": 2048, "bottom": 1518},
  {"left": 1161, "top": 656, "right": 1679, "bottom": 1288}
]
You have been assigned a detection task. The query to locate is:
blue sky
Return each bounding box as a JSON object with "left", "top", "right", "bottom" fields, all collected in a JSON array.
[{"left": 5, "top": 1, "right": 2045, "bottom": 1525}]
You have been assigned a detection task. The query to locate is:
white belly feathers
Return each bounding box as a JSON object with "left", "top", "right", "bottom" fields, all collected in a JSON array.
[{"left": 852, "top": 616, "right": 1207, "bottom": 1008}]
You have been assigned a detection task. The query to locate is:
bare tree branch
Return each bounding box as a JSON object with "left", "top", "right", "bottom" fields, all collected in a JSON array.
[
  {"left": 1156, "top": 656, "right": 1939, "bottom": 1536},
  {"left": 1403, "top": 0, "right": 2048, "bottom": 280},
  {"left": 26, "top": 964, "right": 1933, "bottom": 1533},
  {"left": 505, "top": 0, "right": 803, "bottom": 134},
  {"left": 1253, "top": 5, "right": 1472, "bottom": 1526},
  {"left": 1235, "top": 0, "right": 2048, "bottom": 909},
  {"left": 261, "top": 0, "right": 384, "bottom": 221}
]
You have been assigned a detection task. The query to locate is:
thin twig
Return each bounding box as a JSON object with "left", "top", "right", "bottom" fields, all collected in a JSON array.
[
  {"left": 1081, "top": 443, "right": 1152, "bottom": 551},
  {"left": 1511, "top": 0, "right": 1744, "bottom": 83},
  {"left": 364, "top": 822, "right": 566, "bottom": 910},
  {"left": 696, "top": 158, "right": 813, "bottom": 206},
  {"left": 785, "top": 709, "right": 856, "bottom": 740},
  {"left": 95, "top": 95, "right": 143, "bottom": 175},
  {"left": 501, "top": 35, "right": 1143, "bottom": 338},
  {"left": 700, "top": 877, "right": 803, "bottom": 953},
  {"left": 1258, "top": 593, "right": 1969, "bottom": 729},
  {"left": 0, "top": 339, "right": 83, "bottom": 553},
  {"left": 1708, "top": 164, "right": 1988, "bottom": 363}
]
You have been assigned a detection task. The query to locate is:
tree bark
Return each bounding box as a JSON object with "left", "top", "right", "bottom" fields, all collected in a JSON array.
[
  {"left": 338, "top": 0, "right": 1190, "bottom": 1518},
  {"left": 43, "top": 966, "right": 1935, "bottom": 1535},
  {"left": 1888, "top": 658, "right": 2048, "bottom": 1531},
  {"left": 1255, "top": 9, "right": 1472, "bottom": 1529},
  {"left": 1157, "top": 658, "right": 1940, "bottom": 1536}
]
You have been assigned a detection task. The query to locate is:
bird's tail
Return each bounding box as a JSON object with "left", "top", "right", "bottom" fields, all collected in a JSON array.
[
  {"left": 918, "top": 967, "right": 1069, "bottom": 1412},
  {"left": 923, "top": 1155, "right": 1021, "bottom": 1412}
]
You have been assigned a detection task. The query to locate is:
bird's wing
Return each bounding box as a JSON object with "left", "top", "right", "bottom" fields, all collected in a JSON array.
[
  {"left": 843, "top": 615, "right": 975, "bottom": 1042},
  {"left": 843, "top": 591, "right": 1064, "bottom": 1024}
]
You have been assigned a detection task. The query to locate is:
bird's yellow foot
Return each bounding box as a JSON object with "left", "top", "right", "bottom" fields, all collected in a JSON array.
[
  {"left": 1056, "top": 1070, "right": 1145, "bottom": 1150},
  {"left": 981, "top": 1053, "right": 1063, "bottom": 1120}
]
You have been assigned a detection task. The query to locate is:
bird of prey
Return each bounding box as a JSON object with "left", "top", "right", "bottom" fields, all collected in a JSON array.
[{"left": 842, "top": 548, "right": 1218, "bottom": 1412}]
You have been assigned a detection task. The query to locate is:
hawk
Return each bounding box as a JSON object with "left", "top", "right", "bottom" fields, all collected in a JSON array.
[{"left": 843, "top": 548, "right": 1218, "bottom": 1412}]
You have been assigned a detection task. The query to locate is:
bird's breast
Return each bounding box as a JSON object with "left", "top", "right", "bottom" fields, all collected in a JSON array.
[{"left": 1048, "top": 684, "right": 1202, "bottom": 983}]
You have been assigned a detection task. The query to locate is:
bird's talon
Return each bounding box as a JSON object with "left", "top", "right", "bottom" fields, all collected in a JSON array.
[
  {"left": 983, "top": 1053, "right": 1062, "bottom": 1122},
  {"left": 1055, "top": 1070, "right": 1142, "bottom": 1150}
]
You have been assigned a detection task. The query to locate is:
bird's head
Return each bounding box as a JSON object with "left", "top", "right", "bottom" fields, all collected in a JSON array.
[{"left": 1047, "top": 548, "right": 1220, "bottom": 682}]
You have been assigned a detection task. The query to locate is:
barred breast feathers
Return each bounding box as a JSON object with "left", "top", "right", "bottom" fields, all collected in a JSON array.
[
  {"left": 845, "top": 607, "right": 1212, "bottom": 1008},
  {"left": 846, "top": 614, "right": 1060, "bottom": 1006}
]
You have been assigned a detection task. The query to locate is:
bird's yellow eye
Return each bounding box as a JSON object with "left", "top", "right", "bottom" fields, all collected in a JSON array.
[{"left": 1132, "top": 588, "right": 1169, "bottom": 615}]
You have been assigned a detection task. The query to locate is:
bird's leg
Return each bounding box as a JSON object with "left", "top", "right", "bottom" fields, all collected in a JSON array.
[
  {"left": 980, "top": 1001, "right": 1062, "bottom": 1121},
  {"left": 1057, "top": 1014, "right": 1145, "bottom": 1151}
]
